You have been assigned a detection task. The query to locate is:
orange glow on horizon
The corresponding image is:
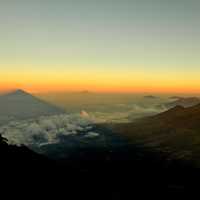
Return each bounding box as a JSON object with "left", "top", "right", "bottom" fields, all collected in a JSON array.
[
  {"left": 0, "top": 83, "right": 200, "bottom": 94},
  {"left": 0, "top": 67, "right": 200, "bottom": 94}
]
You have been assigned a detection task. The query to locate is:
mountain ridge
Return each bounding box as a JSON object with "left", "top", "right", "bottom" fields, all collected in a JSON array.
[{"left": 112, "top": 103, "right": 200, "bottom": 166}]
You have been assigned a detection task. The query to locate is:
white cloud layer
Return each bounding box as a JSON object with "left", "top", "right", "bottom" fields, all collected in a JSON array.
[
  {"left": 0, "top": 114, "right": 99, "bottom": 146},
  {"left": 80, "top": 104, "right": 167, "bottom": 123},
  {"left": 0, "top": 102, "right": 167, "bottom": 147}
]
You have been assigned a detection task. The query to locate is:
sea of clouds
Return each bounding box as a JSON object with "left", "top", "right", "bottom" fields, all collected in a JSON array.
[
  {"left": 0, "top": 114, "right": 99, "bottom": 147},
  {"left": 0, "top": 102, "right": 167, "bottom": 147}
]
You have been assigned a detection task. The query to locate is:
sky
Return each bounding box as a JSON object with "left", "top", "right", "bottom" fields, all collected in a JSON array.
[{"left": 0, "top": 0, "right": 200, "bottom": 93}]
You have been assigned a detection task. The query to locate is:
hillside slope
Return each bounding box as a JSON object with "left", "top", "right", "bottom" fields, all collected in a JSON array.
[{"left": 113, "top": 104, "right": 200, "bottom": 166}]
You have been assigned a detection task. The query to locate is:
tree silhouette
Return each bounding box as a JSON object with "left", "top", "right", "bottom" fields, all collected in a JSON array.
[{"left": 0, "top": 134, "right": 8, "bottom": 146}]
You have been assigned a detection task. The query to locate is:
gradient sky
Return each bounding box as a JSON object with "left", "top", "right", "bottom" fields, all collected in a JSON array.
[{"left": 0, "top": 0, "right": 200, "bottom": 93}]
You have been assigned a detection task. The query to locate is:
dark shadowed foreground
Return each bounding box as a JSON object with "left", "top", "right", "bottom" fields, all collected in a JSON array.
[{"left": 1, "top": 134, "right": 200, "bottom": 199}]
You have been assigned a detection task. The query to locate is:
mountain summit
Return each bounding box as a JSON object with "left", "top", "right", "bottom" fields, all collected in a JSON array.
[
  {"left": 0, "top": 89, "right": 64, "bottom": 125},
  {"left": 6, "top": 89, "right": 30, "bottom": 96}
]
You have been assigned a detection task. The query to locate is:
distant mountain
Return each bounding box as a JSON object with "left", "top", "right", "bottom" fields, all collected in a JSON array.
[
  {"left": 144, "top": 95, "right": 158, "bottom": 99},
  {"left": 169, "top": 96, "right": 183, "bottom": 99},
  {"left": 165, "top": 97, "right": 200, "bottom": 108},
  {"left": 79, "top": 90, "right": 92, "bottom": 94},
  {"left": 0, "top": 89, "right": 64, "bottom": 125},
  {"left": 112, "top": 103, "right": 200, "bottom": 166}
]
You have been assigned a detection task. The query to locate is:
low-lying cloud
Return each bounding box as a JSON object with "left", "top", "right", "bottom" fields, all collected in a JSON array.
[
  {"left": 0, "top": 102, "right": 167, "bottom": 147},
  {"left": 82, "top": 104, "right": 167, "bottom": 123},
  {"left": 0, "top": 114, "right": 99, "bottom": 147}
]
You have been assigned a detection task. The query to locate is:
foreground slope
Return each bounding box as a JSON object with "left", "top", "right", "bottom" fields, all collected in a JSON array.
[{"left": 1, "top": 133, "right": 200, "bottom": 197}]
